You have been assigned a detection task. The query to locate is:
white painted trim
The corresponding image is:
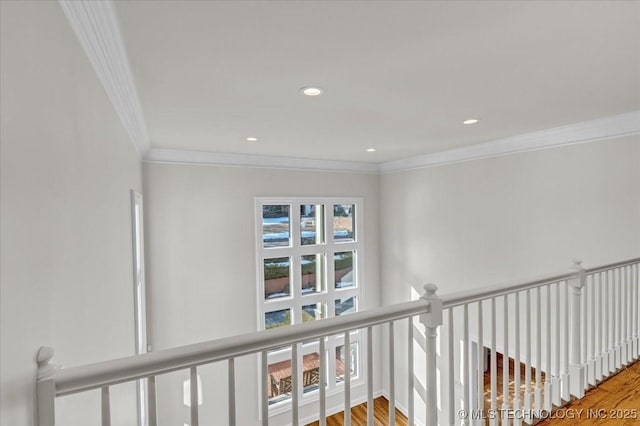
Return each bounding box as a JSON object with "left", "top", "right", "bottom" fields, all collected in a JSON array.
[
  {"left": 143, "top": 149, "right": 379, "bottom": 174},
  {"left": 142, "top": 112, "right": 638, "bottom": 174},
  {"left": 379, "top": 111, "right": 640, "bottom": 173},
  {"left": 58, "top": 0, "right": 150, "bottom": 155}
]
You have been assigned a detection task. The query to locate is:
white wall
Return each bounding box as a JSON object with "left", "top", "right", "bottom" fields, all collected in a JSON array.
[
  {"left": 0, "top": 2, "right": 142, "bottom": 425},
  {"left": 143, "top": 162, "right": 381, "bottom": 425},
  {"left": 379, "top": 135, "right": 640, "bottom": 424}
]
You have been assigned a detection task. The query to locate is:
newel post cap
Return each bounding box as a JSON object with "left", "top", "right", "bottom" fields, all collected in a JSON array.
[
  {"left": 569, "top": 259, "right": 586, "bottom": 290},
  {"left": 420, "top": 283, "right": 443, "bottom": 328},
  {"left": 37, "top": 347, "right": 55, "bottom": 366},
  {"left": 37, "top": 346, "right": 60, "bottom": 380},
  {"left": 422, "top": 283, "right": 439, "bottom": 300}
]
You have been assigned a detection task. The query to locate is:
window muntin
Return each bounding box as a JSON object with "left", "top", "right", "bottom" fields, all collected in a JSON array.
[
  {"left": 301, "top": 253, "right": 325, "bottom": 295},
  {"left": 256, "top": 198, "right": 363, "bottom": 410},
  {"left": 300, "top": 204, "right": 325, "bottom": 245}
]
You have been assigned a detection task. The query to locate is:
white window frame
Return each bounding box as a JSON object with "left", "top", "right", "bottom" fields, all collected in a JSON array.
[
  {"left": 131, "top": 190, "right": 149, "bottom": 426},
  {"left": 254, "top": 197, "right": 365, "bottom": 416}
]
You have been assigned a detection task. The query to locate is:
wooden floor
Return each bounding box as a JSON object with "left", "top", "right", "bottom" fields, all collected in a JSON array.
[
  {"left": 305, "top": 359, "right": 640, "bottom": 426},
  {"left": 305, "top": 396, "right": 408, "bottom": 426},
  {"left": 483, "top": 352, "right": 546, "bottom": 413},
  {"left": 537, "top": 360, "right": 640, "bottom": 426}
]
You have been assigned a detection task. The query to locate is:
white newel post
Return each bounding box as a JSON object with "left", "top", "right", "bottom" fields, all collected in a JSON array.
[
  {"left": 37, "top": 346, "right": 58, "bottom": 426},
  {"left": 569, "top": 261, "right": 586, "bottom": 398},
  {"left": 421, "top": 284, "right": 443, "bottom": 426}
]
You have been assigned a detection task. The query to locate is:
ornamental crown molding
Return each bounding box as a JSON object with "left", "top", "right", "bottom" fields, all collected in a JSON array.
[
  {"left": 143, "top": 149, "right": 380, "bottom": 174},
  {"left": 59, "top": 0, "right": 150, "bottom": 154},
  {"left": 378, "top": 111, "right": 640, "bottom": 174},
  {"left": 144, "top": 112, "right": 639, "bottom": 174}
]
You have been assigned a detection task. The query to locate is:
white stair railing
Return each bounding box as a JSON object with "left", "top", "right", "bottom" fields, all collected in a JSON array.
[
  {"left": 36, "top": 285, "right": 443, "bottom": 426},
  {"left": 36, "top": 257, "right": 639, "bottom": 426}
]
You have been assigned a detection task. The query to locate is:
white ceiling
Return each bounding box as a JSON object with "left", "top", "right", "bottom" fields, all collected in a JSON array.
[{"left": 114, "top": 1, "right": 640, "bottom": 164}]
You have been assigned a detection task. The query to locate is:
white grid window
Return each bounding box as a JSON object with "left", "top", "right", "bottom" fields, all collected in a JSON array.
[{"left": 255, "top": 198, "right": 364, "bottom": 410}]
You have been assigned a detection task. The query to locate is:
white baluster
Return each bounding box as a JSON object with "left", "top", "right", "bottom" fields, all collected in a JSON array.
[
  {"left": 552, "top": 283, "right": 561, "bottom": 406},
  {"left": 367, "top": 326, "right": 373, "bottom": 426},
  {"left": 190, "top": 367, "right": 199, "bottom": 426},
  {"left": 421, "top": 284, "right": 443, "bottom": 426},
  {"left": 635, "top": 263, "right": 640, "bottom": 359},
  {"left": 624, "top": 266, "right": 633, "bottom": 364},
  {"left": 319, "top": 337, "right": 327, "bottom": 426},
  {"left": 606, "top": 269, "right": 614, "bottom": 375},
  {"left": 580, "top": 276, "right": 589, "bottom": 390},
  {"left": 477, "top": 300, "right": 484, "bottom": 424},
  {"left": 148, "top": 376, "right": 158, "bottom": 426},
  {"left": 544, "top": 285, "right": 551, "bottom": 412},
  {"left": 448, "top": 309, "right": 456, "bottom": 426},
  {"left": 292, "top": 344, "right": 299, "bottom": 426},
  {"left": 514, "top": 292, "right": 522, "bottom": 426},
  {"left": 621, "top": 267, "right": 628, "bottom": 366},
  {"left": 36, "top": 347, "right": 57, "bottom": 426},
  {"left": 228, "top": 359, "right": 236, "bottom": 426},
  {"left": 561, "top": 282, "right": 569, "bottom": 402},
  {"left": 502, "top": 294, "right": 510, "bottom": 425},
  {"left": 524, "top": 290, "right": 532, "bottom": 423},
  {"left": 490, "top": 298, "right": 498, "bottom": 426},
  {"left": 344, "top": 331, "right": 351, "bottom": 426},
  {"left": 388, "top": 322, "right": 396, "bottom": 426},
  {"left": 534, "top": 288, "right": 542, "bottom": 412},
  {"left": 632, "top": 265, "right": 636, "bottom": 359},
  {"left": 569, "top": 260, "right": 586, "bottom": 398},
  {"left": 261, "top": 351, "right": 269, "bottom": 426},
  {"left": 588, "top": 275, "right": 596, "bottom": 386},
  {"left": 101, "top": 386, "right": 111, "bottom": 426},
  {"left": 633, "top": 264, "right": 636, "bottom": 359},
  {"left": 463, "top": 303, "right": 470, "bottom": 424},
  {"left": 635, "top": 264, "right": 640, "bottom": 359},
  {"left": 408, "top": 317, "right": 415, "bottom": 426},
  {"left": 615, "top": 268, "right": 622, "bottom": 369},
  {"left": 596, "top": 273, "right": 603, "bottom": 382}
]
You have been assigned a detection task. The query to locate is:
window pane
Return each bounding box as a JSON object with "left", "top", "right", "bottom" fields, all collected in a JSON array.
[
  {"left": 267, "top": 354, "right": 292, "bottom": 404},
  {"left": 334, "top": 251, "right": 355, "bottom": 289},
  {"left": 333, "top": 204, "right": 354, "bottom": 242},
  {"left": 301, "top": 204, "right": 325, "bottom": 245},
  {"left": 302, "top": 303, "right": 325, "bottom": 322},
  {"left": 262, "top": 205, "right": 290, "bottom": 248},
  {"left": 302, "top": 254, "right": 325, "bottom": 295},
  {"left": 264, "top": 257, "right": 291, "bottom": 300},
  {"left": 335, "top": 296, "right": 356, "bottom": 316},
  {"left": 335, "top": 342, "right": 358, "bottom": 383},
  {"left": 265, "top": 308, "right": 291, "bottom": 330},
  {"left": 302, "top": 352, "right": 322, "bottom": 394}
]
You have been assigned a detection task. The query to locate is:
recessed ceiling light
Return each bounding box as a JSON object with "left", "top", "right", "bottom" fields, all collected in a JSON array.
[
  {"left": 463, "top": 118, "right": 480, "bottom": 125},
  {"left": 366, "top": 148, "right": 376, "bottom": 152},
  {"left": 300, "top": 86, "right": 323, "bottom": 96},
  {"left": 245, "top": 137, "right": 258, "bottom": 142}
]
